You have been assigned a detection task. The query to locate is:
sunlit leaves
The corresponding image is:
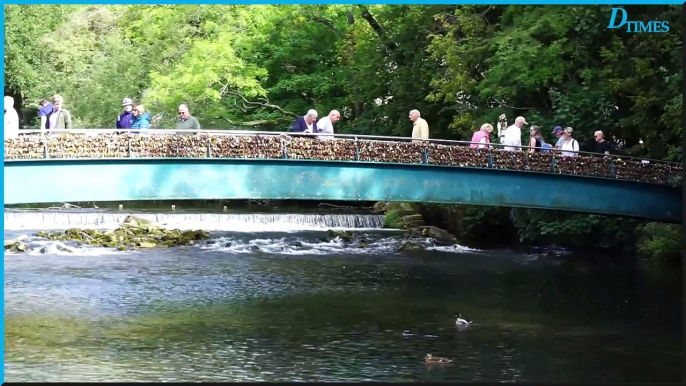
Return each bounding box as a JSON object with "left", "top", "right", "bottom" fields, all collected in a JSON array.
[
  {"left": 4, "top": 4, "right": 681, "bottom": 157},
  {"left": 425, "top": 5, "right": 681, "bottom": 158}
]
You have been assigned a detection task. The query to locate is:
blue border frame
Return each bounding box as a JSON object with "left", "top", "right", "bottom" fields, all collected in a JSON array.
[
  {"left": 2, "top": 3, "right": 683, "bottom": 383},
  {"left": 1, "top": 5, "right": 5, "bottom": 381}
]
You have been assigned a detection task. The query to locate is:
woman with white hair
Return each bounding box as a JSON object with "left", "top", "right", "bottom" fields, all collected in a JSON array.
[
  {"left": 4, "top": 96, "right": 19, "bottom": 139},
  {"left": 469, "top": 123, "right": 493, "bottom": 149},
  {"left": 288, "top": 109, "right": 318, "bottom": 133}
]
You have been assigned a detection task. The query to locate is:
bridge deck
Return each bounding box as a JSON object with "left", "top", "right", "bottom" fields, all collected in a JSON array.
[{"left": 4, "top": 131, "right": 682, "bottom": 223}]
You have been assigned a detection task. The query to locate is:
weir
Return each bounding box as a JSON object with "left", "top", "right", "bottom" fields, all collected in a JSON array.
[{"left": 3, "top": 211, "right": 385, "bottom": 230}]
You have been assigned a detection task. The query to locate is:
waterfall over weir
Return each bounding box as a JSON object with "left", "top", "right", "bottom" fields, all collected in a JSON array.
[{"left": 4, "top": 211, "right": 386, "bottom": 231}]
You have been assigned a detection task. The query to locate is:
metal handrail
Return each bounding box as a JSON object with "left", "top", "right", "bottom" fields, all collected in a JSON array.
[{"left": 9, "top": 128, "right": 682, "bottom": 166}]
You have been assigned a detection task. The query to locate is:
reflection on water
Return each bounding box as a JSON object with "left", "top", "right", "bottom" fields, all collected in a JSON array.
[{"left": 4, "top": 227, "right": 682, "bottom": 382}]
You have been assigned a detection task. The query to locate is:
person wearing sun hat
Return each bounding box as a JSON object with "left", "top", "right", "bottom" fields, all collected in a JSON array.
[
  {"left": 116, "top": 97, "right": 134, "bottom": 129},
  {"left": 503, "top": 116, "right": 527, "bottom": 151},
  {"left": 551, "top": 126, "right": 565, "bottom": 149}
]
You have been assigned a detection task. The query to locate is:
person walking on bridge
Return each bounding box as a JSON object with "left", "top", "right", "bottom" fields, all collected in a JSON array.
[
  {"left": 315, "top": 110, "right": 340, "bottom": 141},
  {"left": 131, "top": 104, "right": 151, "bottom": 131},
  {"left": 4, "top": 96, "right": 19, "bottom": 139},
  {"left": 117, "top": 98, "right": 134, "bottom": 129},
  {"left": 560, "top": 127, "right": 579, "bottom": 157},
  {"left": 409, "top": 109, "right": 429, "bottom": 142},
  {"left": 44, "top": 94, "right": 72, "bottom": 133},
  {"left": 469, "top": 123, "right": 493, "bottom": 149},
  {"left": 38, "top": 99, "right": 53, "bottom": 131},
  {"left": 551, "top": 126, "right": 565, "bottom": 150},
  {"left": 528, "top": 125, "right": 546, "bottom": 153},
  {"left": 594, "top": 130, "right": 613, "bottom": 155},
  {"left": 289, "top": 109, "right": 318, "bottom": 133},
  {"left": 176, "top": 104, "right": 201, "bottom": 131},
  {"left": 503, "top": 116, "right": 527, "bottom": 151}
]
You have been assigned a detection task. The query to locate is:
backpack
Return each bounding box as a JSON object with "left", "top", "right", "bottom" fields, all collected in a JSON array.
[{"left": 539, "top": 138, "right": 552, "bottom": 154}]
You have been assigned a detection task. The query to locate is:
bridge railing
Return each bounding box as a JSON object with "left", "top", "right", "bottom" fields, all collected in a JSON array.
[{"left": 5, "top": 129, "right": 682, "bottom": 186}]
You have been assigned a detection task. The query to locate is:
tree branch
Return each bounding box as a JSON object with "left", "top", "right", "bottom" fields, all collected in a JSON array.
[
  {"left": 217, "top": 117, "right": 294, "bottom": 127},
  {"left": 359, "top": 7, "right": 396, "bottom": 52},
  {"left": 223, "top": 90, "right": 299, "bottom": 118},
  {"left": 309, "top": 15, "right": 345, "bottom": 38}
]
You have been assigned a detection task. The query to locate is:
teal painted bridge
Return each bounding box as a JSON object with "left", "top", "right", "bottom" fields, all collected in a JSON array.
[{"left": 4, "top": 156, "right": 682, "bottom": 223}]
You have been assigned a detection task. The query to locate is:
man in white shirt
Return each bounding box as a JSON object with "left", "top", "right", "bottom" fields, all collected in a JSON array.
[
  {"left": 409, "top": 109, "right": 429, "bottom": 141},
  {"left": 316, "top": 110, "right": 340, "bottom": 140},
  {"left": 4, "top": 96, "right": 19, "bottom": 140},
  {"left": 502, "top": 116, "right": 527, "bottom": 151}
]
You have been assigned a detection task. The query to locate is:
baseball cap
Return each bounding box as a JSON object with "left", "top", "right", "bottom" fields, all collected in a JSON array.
[
  {"left": 515, "top": 116, "right": 528, "bottom": 125},
  {"left": 551, "top": 126, "right": 563, "bottom": 133},
  {"left": 122, "top": 98, "right": 134, "bottom": 106}
]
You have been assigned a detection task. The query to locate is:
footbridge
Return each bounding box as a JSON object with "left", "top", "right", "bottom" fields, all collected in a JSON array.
[{"left": 4, "top": 129, "right": 682, "bottom": 223}]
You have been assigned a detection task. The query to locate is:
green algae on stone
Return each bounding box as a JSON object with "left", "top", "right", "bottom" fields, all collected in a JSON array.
[{"left": 25, "top": 215, "right": 212, "bottom": 253}]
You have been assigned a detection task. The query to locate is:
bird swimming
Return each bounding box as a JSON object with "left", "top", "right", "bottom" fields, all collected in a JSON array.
[
  {"left": 425, "top": 353, "right": 452, "bottom": 364},
  {"left": 455, "top": 313, "right": 473, "bottom": 327}
]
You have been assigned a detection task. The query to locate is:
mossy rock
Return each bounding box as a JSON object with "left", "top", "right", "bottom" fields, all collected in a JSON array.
[
  {"left": 121, "top": 215, "right": 160, "bottom": 229},
  {"left": 47, "top": 231, "right": 64, "bottom": 240},
  {"left": 372, "top": 201, "right": 389, "bottom": 213},
  {"left": 11, "top": 243, "right": 30, "bottom": 252},
  {"left": 398, "top": 241, "right": 423, "bottom": 251},
  {"left": 26, "top": 215, "right": 214, "bottom": 252},
  {"left": 326, "top": 229, "right": 353, "bottom": 242},
  {"left": 5, "top": 235, "right": 28, "bottom": 249},
  {"left": 399, "top": 214, "right": 425, "bottom": 229},
  {"left": 384, "top": 202, "right": 421, "bottom": 216},
  {"left": 420, "top": 226, "right": 458, "bottom": 245}
]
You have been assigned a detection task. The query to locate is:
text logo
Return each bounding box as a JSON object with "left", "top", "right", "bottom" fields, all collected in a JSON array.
[{"left": 607, "top": 8, "right": 669, "bottom": 33}]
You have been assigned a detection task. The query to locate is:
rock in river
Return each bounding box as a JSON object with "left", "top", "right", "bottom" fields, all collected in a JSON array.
[
  {"left": 418, "top": 226, "right": 458, "bottom": 245},
  {"left": 14, "top": 215, "right": 214, "bottom": 253}
]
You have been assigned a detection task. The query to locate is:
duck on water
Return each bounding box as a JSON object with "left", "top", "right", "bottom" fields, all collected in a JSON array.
[
  {"left": 425, "top": 354, "right": 453, "bottom": 364},
  {"left": 456, "top": 313, "right": 473, "bottom": 327}
]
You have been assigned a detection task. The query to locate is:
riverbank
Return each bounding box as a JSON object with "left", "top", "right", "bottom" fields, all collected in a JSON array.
[{"left": 374, "top": 201, "right": 682, "bottom": 264}]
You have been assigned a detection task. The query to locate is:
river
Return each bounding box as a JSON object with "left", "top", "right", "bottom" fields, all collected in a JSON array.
[{"left": 4, "top": 209, "right": 683, "bottom": 382}]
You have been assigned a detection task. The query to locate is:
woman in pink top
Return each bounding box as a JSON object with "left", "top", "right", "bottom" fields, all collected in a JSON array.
[{"left": 469, "top": 123, "right": 493, "bottom": 149}]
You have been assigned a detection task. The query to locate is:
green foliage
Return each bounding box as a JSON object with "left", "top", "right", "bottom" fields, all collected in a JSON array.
[
  {"left": 461, "top": 206, "right": 517, "bottom": 246},
  {"left": 5, "top": 6, "right": 147, "bottom": 128},
  {"left": 636, "top": 223, "right": 683, "bottom": 263},
  {"left": 383, "top": 210, "right": 402, "bottom": 229},
  {"left": 426, "top": 5, "right": 682, "bottom": 157},
  {"left": 5, "top": 4, "right": 682, "bottom": 153},
  {"left": 509, "top": 208, "right": 641, "bottom": 252}
]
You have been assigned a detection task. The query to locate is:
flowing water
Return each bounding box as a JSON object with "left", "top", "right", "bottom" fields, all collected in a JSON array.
[{"left": 4, "top": 209, "right": 683, "bottom": 382}]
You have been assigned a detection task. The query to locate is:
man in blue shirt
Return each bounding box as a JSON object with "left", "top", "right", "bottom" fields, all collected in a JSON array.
[
  {"left": 38, "top": 99, "right": 53, "bottom": 130},
  {"left": 552, "top": 126, "right": 565, "bottom": 149},
  {"left": 116, "top": 97, "right": 134, "bottom": 129}
]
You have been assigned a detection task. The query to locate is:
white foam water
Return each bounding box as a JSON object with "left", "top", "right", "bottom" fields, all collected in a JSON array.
[
  {"left": 4, "top": 235, "right": 124, "bottom": 257},
  {"left": 427, "top": 244, "right": 478, "bottom": 253},
  {"left": 200, "top": 234, "right": 409, "bottom": 256},
  {"left": 4, "top": 211, "right": 480, "bottom": 256},
  {"left": 4, "top": 212, "right": 385, "bottom": 232}
]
